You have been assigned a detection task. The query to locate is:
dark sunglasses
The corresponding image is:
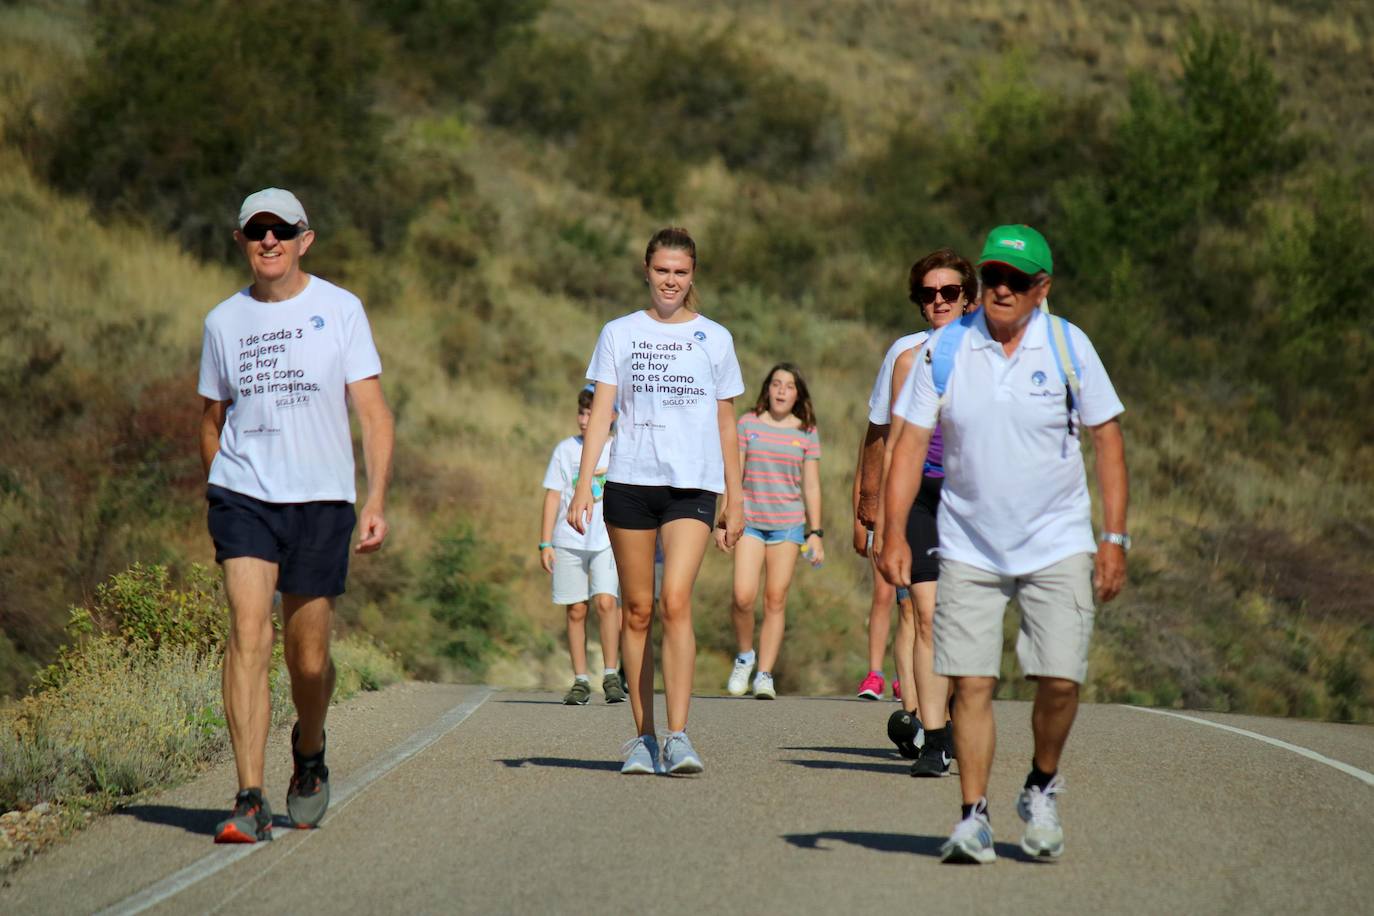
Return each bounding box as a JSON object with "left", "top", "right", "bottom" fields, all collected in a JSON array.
[
  {"left": 980, "top": 264, "right": 1042, "bottom": 294},
  {"left": 917, "top": 284, "right": 964, "bottom": 306},
  {"left": 242, "top": 222, "right": 304, "bottom": 242}
]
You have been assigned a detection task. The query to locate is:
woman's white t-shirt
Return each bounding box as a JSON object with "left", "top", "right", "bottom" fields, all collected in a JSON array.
[
  {"left": 543, "top": 435, "right": 613, "bottom": 551},
  {"left": 586, "top": 310, "right": 744, "bottom": 493},
  {"left": 197, "top": 275, "right": 382, "bottom": 504}
]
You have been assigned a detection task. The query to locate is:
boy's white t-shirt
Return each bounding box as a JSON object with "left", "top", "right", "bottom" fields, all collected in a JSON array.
[
  {"left": 197, "top": 275, "right": 382, "bottom": 504},
  {"left": 867, "top": 330, "right": 930, "bottom": 424},
  {"left": 586, "top": 310, "right": 744, "bottom": 493},
  {"left": 543, "top": 435, "right": 613, "bottom": 551}
]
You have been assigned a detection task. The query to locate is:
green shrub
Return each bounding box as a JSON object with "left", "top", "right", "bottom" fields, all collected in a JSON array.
[
  {"left": 418, "top": 523, "right": 517, "bottom": 674},
  {"left": 63, "top": 563, "right": 226, "bottom": 659},
  {"left": 41, "top": 0, "right": 409, "bottom": 264},
  {"left": 368, "top": 0, "right": 546, "bottom": 96}
]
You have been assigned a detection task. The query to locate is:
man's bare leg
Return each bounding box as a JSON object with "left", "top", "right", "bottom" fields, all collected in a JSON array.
[
  {"left": 282, "top": 594, "right": 336, "bottom": 756},
  {"left": 223, "top": 557, "right": 278, "bottom": 789}
]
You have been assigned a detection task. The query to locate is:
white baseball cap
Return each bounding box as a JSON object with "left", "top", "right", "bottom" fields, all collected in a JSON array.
[{"left": 238, "top": 187, "right": 309, "bottom": 229}]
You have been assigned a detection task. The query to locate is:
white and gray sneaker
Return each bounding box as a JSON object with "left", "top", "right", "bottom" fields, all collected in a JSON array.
[
  {"left": 939, "top": 798, "right": 996, "bottom": 864},
  {"left": 661, "top": 731, "right": 704, "bottom": 775},
  {"left": 1017, "top": 775, "right": 1065, "bottom": 858},
  {"left": 621, "top": 734, "right": 662, "bottom": 775},
  {"left": 753, "top": 672, "right": 776, "bottom": 699},
  {"left": 726, "top": 656, "right": 754, "bottom": 696}
]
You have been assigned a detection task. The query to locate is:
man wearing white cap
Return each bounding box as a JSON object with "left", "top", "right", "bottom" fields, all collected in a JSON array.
[{"left": 198, "top": 188, "right": 394, "bottom": 843}]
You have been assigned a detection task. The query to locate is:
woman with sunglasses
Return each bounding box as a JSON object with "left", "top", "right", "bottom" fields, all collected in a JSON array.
[
  {"left": 858, "top": 247, "right": 974, "bottom": 775},
  {"left": 569, "top": 227, "right": 745, "bottom": 776}
]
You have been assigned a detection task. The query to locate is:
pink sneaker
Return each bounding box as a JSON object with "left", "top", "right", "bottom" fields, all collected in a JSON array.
[
  {"left": 893, "top": 680, "right": 902, "bottom": 702},
  {"left": 857, "top": 672, "right": 885, "bottom": 700}
]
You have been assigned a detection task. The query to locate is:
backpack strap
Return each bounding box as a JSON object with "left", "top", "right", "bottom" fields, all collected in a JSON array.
[
  {"left": 1047, "top": 314, "right": 1082, "bottom": 405},
  {"left": 930, "top": 312, "right": 977, "bottom": 401}
]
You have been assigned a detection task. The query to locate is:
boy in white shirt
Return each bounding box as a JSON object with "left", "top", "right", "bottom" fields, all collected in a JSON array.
[{"left": 540, "top": 386, "right": 625, "bottom": 704}]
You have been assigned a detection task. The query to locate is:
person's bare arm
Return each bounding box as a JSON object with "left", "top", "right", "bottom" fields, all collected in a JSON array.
[
  {"left": 714, "top": 399, "right": 745, "bottom": 552},
  {"left": 568, "top": 384, "right": 616, "bottom": 534},
  {"left": 1090, "top": 418, "right": 1129, "bottom": 603},
  {"left": 802, "top": 457, "right": 824, "bottom": 565},
  {"left": 348, "top": 376, "right": 395, "bottom": 553},
  {"left": 852, "top": 434, "right": 869, "bottom": 556},
  {"left": 539, "top": 489, "right": 561, "bottom": 573},
  {"left": 200, "top": 398, "right": 227, "bottom": 476},
  {"left": 856, "top": 422, "right": 888, "bottom": 528}
]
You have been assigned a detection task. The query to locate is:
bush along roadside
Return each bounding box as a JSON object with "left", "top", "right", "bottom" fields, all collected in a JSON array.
[{"left": 0, "top": 563, "right": 403, "bottom": 869}]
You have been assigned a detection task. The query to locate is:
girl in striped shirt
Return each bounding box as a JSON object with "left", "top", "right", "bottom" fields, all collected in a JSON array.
[{"left": 725, "top": 363, "right": 823, "bottom": 699}]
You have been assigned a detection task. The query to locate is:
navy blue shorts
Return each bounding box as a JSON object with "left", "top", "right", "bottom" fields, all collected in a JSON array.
[
  {"left": 206, "top": 485, "right": 356, "bottom": 597},
  {"left": 603, "top": 482, "right": 717, "bottom": 530}
]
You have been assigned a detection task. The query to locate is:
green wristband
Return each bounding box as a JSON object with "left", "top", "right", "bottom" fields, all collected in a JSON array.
[{"left": 538, "top": 542, "right": 553, "bottom": 550}]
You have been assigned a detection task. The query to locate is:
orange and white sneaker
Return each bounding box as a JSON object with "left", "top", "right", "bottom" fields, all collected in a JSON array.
[{"left": 214, "top": 788, "right": 273, "bottom": 843}]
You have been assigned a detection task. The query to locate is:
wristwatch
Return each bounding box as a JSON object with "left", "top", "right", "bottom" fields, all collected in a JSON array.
[
  {"left": 806, "top": 529, "right": 824, "bottom": 539},
  {"left": 1100, "top": 532, "right": 1131, "bottom": 551}
]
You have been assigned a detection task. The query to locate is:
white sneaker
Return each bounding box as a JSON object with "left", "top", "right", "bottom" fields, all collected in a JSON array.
[
  {"left": 726, "top": 656, "right": 754, "bottom": 696},
  {"left": 1017, "top": 775, "right": 1065, "bottom": 858},
  {"left": 753, "top": 672, "right": 776, "bottom": 699},
  {"left": 939, "top": 798, "right": 996, "bottom": 864}
]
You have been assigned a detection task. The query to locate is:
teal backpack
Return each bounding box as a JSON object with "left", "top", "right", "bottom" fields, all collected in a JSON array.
[{"left": 929, "top": 309, "right": 1084, "bottom": 433}]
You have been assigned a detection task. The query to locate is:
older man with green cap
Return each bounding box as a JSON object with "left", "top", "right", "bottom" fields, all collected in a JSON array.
[{"left": 879, "top": 224, "right": 1129, "bottom": 863}]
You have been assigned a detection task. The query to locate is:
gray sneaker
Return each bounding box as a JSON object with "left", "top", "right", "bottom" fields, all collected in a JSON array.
[
  {"left": 563, "top": 679, "right": 591, "bottom": 706},
  {"left": 286, "top": 723, "right": 329, "bottom": 828},
  {"left": 621, "top": 734, "right": 662, "bottom": 775},
  {"left": 602, "top": 673, "right": 627, "bottom": 704},
  {"left": 1017, "top": 775, "right": 1065, "bottom": 858},
  {"left": 939, "top": 798, "right": 996, "bottom": 864},
  {"left": 661, "top": 731, "right": 704, "bottom": 775}
]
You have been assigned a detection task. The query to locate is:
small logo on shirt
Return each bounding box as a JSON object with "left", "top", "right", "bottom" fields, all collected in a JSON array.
[
  {"left": 243, "top": 424, "right": 282, "bottom": 436},
  {"left": 1031, "top": 370, "right": 1047, "bottom": 387},
  {"left": 693, "top": 331, "right": 706, "bottom": 341},
  {"left": 310, "top": 315, "right": 325, "bottom": 330},
  {"left": 791, "top": 440, "right": 804, "bottom": 448},
  {"left": 748, "top": 432, "right": 759, "bottom": 441}
]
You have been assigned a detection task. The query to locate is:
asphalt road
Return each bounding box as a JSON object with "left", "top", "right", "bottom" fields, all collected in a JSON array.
[{"left": 3, "top": 682, "right": 1372, "bottom": 915}]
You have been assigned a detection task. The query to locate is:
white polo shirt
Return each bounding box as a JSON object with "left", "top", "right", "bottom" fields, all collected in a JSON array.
[
  {"left": 893, "top": 309, "right": 1124, "bottom": 576},
  {"left": 867, "top": 331, "right": 929, "bottom": 424}
]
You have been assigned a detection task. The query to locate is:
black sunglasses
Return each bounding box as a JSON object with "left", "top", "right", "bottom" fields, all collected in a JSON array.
[
  {"left": 980, "top": 264, "right": 1042, "bottom": 294},
  {"left": 242, "top": 222, "right": 304, "bottom": 242},
  {"left": 916, "top": 284, "right": 964, "bottom": 306}
]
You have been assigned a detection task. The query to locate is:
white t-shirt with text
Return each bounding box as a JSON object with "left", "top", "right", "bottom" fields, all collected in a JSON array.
[
  {"left": 893, "top": 309, "right": 1124, "bottom": 576},
  {"left": 867, "top": 331, "right": 930, "bottom": 424},
  {"left": 198, "top": 275, "right": 382, "bottom": 503},
  {"left": 586, "top": 310, "right": 745, "bottom": 493},
  {"left": 543, "top": 435, "right": 613, "bottom": 551}
]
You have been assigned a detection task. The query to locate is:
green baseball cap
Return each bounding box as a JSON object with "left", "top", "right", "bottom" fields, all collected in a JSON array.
[{"left": 977, "top": 225, "right": 1053, "bottom": 276}]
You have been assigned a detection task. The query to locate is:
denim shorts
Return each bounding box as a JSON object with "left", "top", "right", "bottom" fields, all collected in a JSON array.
[{"left": 742, "top": 523, "right": 806, "bottom": 546}]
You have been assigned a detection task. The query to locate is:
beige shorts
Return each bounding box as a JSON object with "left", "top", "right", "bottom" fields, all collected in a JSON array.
[
  {"left": 933, "top": 553, "right": 1096, "bottom": 684},
  {"left": 552, "top": 546, "right": 619, "bottom": 605}
]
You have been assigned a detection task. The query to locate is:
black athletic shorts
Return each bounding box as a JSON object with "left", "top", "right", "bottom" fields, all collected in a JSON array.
[
  {"left": 904, "top": 475, "right": 944, "bottom": 584},
  {"left": 206, "top": 485, "right": 357, "bottom": 597},
  {"left": 603, "top": 482, "right": 717, "bottom": 530}
]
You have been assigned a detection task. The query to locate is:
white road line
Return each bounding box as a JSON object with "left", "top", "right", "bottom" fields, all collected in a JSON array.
[
  {"left": 99, "top": 687, "right": 494, "bottom": 916},
  {"left": 1128, "top": 705, "right": 1374, "bottom": 787}
]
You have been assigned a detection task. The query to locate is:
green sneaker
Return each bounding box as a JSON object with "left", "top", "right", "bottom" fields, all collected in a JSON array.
[
  {"left": 602, "top": 672, "right": 627, "bottom": 704},
  {"left": 563, "top": 679, "right": 591, "bottom": 705},
  {"left": 214, "top": 788, "right": 273, "bottom": 844}
]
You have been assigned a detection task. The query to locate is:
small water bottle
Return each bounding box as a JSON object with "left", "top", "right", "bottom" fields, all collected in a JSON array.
[{"left": 801, "top": 543, "right": 822, "bottom": 569}]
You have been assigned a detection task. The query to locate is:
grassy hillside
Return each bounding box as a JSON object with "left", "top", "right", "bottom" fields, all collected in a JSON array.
[{"left": 1, "top": 0, "right": 1371, "bottom": 720}]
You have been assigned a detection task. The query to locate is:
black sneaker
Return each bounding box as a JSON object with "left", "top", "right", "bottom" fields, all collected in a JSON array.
[
  {"left": 910, "top": 740, "right": 952, "bottom": 777},
  {"left": 286, "top": 723, "right": 330, "bottom": 828},
  {"left": 886, "top": 710, "right": 924, "bottom": 760},
  {"left": 215, "top": 788, "right": 273, "bottom": 843}
]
